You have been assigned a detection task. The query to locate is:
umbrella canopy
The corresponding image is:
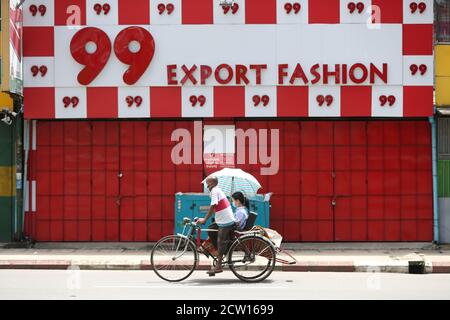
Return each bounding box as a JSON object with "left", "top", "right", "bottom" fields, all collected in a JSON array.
[{"left": 202, "top": 168, "right": 262, "bottom": 197}]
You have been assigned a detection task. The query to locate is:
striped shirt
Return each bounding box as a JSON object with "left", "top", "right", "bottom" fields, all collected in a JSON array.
[{"left": 210, "top": 186, "right": 236, "bottom": 227}]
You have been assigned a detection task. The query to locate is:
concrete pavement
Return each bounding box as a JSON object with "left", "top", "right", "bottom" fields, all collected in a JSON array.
[
  {"left": 0, "top": 242, "right": 450, "bottom": 273},
  {"left": 1, "top": 270, "right": 450, "bottom": 300}
]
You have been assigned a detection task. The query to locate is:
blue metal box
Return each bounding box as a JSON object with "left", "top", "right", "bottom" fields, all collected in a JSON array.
[{"left": 174, "top": 193, "right": 271, "bottom": 236}]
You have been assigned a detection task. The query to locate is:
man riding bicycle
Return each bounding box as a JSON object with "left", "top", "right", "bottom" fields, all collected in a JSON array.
[{"left": 197, "top": 176, "right": 236, "bottom": 276}]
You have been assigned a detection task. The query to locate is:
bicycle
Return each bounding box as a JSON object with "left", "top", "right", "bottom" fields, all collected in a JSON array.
[{"left": 151, "top": 217, "right": 277, "bottom": 283}]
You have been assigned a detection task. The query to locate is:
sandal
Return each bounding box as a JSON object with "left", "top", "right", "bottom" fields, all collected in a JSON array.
[{"left": 207, "top": 268, "right": 223, "bottom": 276}]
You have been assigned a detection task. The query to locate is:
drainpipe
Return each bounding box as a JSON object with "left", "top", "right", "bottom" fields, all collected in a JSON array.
[
  {"left": 429, "top": 116, "right": 439, "bottom": 244},
  {"left": 22, "top": 120, "right": 30, "bottom": 240}
]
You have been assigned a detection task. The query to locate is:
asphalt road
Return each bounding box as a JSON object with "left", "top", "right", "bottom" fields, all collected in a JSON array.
[{"left": 1, "top": 270, "right": 450, "bottom": 300}]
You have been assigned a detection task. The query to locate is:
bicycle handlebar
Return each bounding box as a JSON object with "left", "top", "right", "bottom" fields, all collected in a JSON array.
[{"left": 183, "top": 217, "right": 200, "bottom": 227}]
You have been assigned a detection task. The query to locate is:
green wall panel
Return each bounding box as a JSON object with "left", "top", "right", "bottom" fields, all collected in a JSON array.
[
  {"left": 439, "top": 160, "right": 450, "bottom": 198},
  {"left": 0, "top": 196, "right": 12, "bottom": 242}
]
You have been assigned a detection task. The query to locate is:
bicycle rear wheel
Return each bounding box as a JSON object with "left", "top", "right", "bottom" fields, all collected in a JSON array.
[
  {"left": 151, "top": 235, "right": 198, "bottom": 282},
  {"left": 228, "top": 235, "right": 276, "bottom": 283}
]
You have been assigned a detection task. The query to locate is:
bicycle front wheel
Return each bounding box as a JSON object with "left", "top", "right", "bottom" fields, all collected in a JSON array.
[
  {"left": 228, "top": 235, "right": 276, "bottom": 283},
  {"left": 151, "top": 235, "right": 198, "bottom": 282}
]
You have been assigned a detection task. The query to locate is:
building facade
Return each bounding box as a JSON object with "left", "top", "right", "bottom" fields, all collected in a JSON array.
[
  {"left": 438, "top": 116, "right": 450, "bottom": 243},
  {"left": 436, "top": 0, "right": 450, "bottom": 244},
  {"left": 0, "top": 0, "right": 24, "bottom": 242},
  {"left": 0, "top": 94, "right": 15, "bottom": 242},
  {"left": 21, "top": 0, "right": 437, "bottom": 242}
]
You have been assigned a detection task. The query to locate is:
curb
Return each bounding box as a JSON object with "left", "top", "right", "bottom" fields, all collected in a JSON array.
[
  {"left": 430, "top": 262, "right": 450, "bottom": 273},
  {"left": 0, "top": 260, "right": 449, "bottom": 273},
  {"left": 281, "top": 261, "right": 355, "bottom": 272},
  {"left": 0, "top": 260, "right": 72, "bottom": 270},
  {"left": 354, "top": 261, "right": 410, "bottom": 274}
]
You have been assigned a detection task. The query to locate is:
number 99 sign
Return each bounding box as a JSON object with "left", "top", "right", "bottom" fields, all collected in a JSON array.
[{"left": 70, "top": 26, "right": 155, "bottom": 86}]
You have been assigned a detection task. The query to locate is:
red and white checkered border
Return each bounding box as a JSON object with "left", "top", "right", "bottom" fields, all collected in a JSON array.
[
  {"left": 23, "top": 85, "right": 434, "bottom": 118},
  {"left": 23, "top": 0, "right": 434, "bottom": 26}
]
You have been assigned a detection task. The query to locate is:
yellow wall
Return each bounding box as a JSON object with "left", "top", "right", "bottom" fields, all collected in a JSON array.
[
  {"left": 436, "top": 45, "right": 450, "bottom": 107},
  {"left": 0, "top": 0, "right": 2, "bottom": 60},
  {"left": 0, "top": 167, "right": 15, "bottom": 197},
  {"left": 0, "top": 0, "right": 9, "bottom": 92},
  {"left": 0, "top": 1, "right": 14, "bottom": 109},
  {"left": 0, "top": 93, "right": 13, "bottom": 111},
  {"left": 0, "top": 0, "right": 3, "bottom": 93}
]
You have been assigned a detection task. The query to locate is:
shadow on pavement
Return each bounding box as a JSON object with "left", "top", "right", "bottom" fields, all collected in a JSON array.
[{"left": 182, "top": 278, "right": 276, "bottom": 286}]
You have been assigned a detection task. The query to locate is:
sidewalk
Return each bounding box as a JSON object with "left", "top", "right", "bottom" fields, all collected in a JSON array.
[{"left": 0, "top": 242, "right": 449, "bottom": 273}]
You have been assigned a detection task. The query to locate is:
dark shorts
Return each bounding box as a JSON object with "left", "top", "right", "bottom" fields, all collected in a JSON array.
[{"left": 207, "top": 223, "right": 236, "bottom": 256}]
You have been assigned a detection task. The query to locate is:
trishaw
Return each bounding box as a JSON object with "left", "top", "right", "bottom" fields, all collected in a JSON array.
[{"left": 151, "top": 217, "right": 296, "bottom": 283}]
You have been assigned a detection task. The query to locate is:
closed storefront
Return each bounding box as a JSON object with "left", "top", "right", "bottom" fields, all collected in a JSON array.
[
  {"left": 22, "top": 0, "right": 435, "bottom": 242},
  {"left": 26, "top": 119, "right": 433, "bottom": 242}
]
